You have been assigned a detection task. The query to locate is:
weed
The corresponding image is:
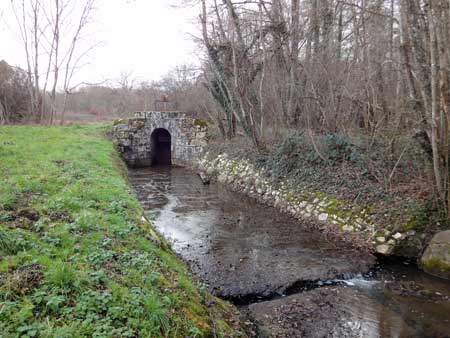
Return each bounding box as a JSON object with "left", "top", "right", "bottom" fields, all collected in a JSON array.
[
  {"left": 44, "top": 262, "right": 78, "bottom": 291},
  {"left": 144, "top": 294, "right": 170, "bottom": 335},
  {"left": 0, "top": 227, "right": 17, "bottom": 254},
  {"left": 0, "top": 186, "right": 20, "bottom": 211}
]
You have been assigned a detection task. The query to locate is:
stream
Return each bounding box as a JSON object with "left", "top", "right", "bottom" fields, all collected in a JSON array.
[{"left": 129, "top": 166, "right": 450, "bottom": 338}]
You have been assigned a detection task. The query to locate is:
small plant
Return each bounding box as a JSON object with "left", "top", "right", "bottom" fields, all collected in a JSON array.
[
  {"left": 40, "top": 324, "right": 84, "bottom": 338},
  {"left": 45, "top": 262, "right": 77, "bottom": 291},
  {"left": 45, "top": 295, "right": 67, "bottom": 313},
  {"left": 72, "top": 211, "right": 97, "bottom": 233},
  {"left": 16, "top": 323, "right": 43, "bottom": 338},
  {"left": 144, "top": 294, "right": 170, "bottom": 335},
  {"left": 188, "top": 326, "right": 202, "bottom": 338},
  {"left": 89, "top": 270, "right": 108, "bottom": 286},
  {"left": 0, "top": 186, "right": 20, "bottom": 211},
  {"left": 178, "top": 276, "right": 195, "bottom": 294},
  {"left": 87, "top": 248, "right": 116, "bottom": 267},
  {"left": 0, "top": 227, "right": 17, "bottom": 254}
]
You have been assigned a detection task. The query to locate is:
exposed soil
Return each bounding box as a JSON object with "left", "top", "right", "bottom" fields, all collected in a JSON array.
[
  {"left": 45, "top": 210, "right": 73, "bottom": 222},
  {"left": 5, "top": 208, "right": 41, "bottom": 229},
  {"left": 0, "top": 264, "right": 43, "bottom": 296},
  {"left": 17, "top": 208, "right": 40, "bottom": 222}
]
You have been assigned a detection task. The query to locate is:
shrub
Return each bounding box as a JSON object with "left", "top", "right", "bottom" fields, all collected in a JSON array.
[
  {"left": 323, "top": 133, "right": 361, "bottom": 164},
  {"left": 264, "top": 133, "right": 305, "bottom": 179}
]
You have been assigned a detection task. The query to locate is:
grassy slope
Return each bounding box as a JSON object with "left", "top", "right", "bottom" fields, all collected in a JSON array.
[{"left": 0, "top": 125, "right": 244, "bottom": 338}]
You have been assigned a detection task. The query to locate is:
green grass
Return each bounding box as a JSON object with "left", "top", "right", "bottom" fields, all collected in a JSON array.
[{"left": 0, "top": 124, "right": 244, "bottom": 338}]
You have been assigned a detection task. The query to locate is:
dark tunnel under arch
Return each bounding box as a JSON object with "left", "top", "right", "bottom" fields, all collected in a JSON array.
[{"left": 151, "top": 128, "right": 172, "bottom": 166}]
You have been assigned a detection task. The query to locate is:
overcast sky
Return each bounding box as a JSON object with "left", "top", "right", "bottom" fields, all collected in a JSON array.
[{"left": 0, "top": 0, "right": 201, "bottom": 85}]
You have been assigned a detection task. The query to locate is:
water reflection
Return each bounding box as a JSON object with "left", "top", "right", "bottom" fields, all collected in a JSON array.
[
  {"left": 129, "top": 166, "right": 373, "bottom": 298},
  {"left": 129, "top": 166, "right": 450, "bottom": 338}
]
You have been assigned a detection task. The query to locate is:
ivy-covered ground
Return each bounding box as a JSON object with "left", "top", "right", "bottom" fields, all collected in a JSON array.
[{"left": 0, "top": 125, "right": 244, "bottom": 338}]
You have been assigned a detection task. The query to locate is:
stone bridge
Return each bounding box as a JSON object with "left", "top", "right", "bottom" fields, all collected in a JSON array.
[{"left": 112, "top": 111, "right": 207, "bottom": 167}]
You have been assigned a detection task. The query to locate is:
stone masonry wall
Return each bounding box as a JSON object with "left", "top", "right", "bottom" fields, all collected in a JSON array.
[
  {"left": 197, "top": 152, "right": 420, "bottom": 255},
  {"left": 112, "top": 111, "right": 207, "bottom": 167}
]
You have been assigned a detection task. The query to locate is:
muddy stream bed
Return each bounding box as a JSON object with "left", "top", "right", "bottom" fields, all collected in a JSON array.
[{"left": 129, "top": 166, "right": 450, "bottom": 338}]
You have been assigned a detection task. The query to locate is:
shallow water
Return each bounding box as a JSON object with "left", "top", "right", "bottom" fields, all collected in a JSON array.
[
  {"left": 129, "top": 166, "right": 450, "bottom": 338},
  {"left": 349, "top": 258, "right": 450, "bottom": 338},
  {"left": 129, "top": 166, "right": 373, "bottom": 297}
]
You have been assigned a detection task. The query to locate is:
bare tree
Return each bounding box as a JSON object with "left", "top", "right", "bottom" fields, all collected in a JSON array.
[
  {"left": 59, "top": 0, "right": 96, "bottom": 125},
  {"left": 10, "top": 0, "right": 96, "bottom": 124}
]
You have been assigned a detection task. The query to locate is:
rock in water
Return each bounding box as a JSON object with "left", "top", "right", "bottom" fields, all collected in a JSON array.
[
  {"left": 248, "top": 286, "right": 416, "bottom": 338},
  {"left": 421, "top": 230, "right": 450, "bottom": 280}
]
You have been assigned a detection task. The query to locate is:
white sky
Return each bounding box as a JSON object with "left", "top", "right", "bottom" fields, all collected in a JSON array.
[{"left": 0, "top": 0, "right": 202, "bottom": 85}]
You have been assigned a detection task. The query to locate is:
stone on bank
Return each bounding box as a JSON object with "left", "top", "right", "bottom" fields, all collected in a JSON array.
[
  {"left": 421, "top": 230, "right": 450, "bottom": 280},
  {"left": 196, "top": 151, "right": 445, "bottom": 268}
]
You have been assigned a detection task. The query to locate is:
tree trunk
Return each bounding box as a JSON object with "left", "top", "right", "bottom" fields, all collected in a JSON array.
[
  {"left": 428, "top": 0, "right": 445, "bottom": 204},
  {"left": 287, "top": 0, "right": 300, "bottom": 125}
]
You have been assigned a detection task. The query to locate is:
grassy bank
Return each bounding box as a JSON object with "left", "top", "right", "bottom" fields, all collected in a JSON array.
[{"left": 0, "top": 125, "right": 244, "bottom": 338}]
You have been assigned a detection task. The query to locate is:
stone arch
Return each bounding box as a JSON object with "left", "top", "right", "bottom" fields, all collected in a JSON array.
[
  {"left": 151, "top": 128, "right": 172, "bottom": 166},
  {"left": 113, "top": 112, "right": 207, "bottom": 168}
]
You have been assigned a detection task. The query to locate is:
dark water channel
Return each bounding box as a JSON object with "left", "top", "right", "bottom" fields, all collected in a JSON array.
[{"left": 129, "top": 166, "right": 450, "bottom": 338}]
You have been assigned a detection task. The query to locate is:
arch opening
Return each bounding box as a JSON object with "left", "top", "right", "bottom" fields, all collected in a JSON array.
[{"left": 151, "top": 128, "right": 172, "bottom": 166}]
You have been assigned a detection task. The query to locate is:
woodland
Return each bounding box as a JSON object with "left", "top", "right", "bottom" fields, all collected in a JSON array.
[{"left": 2, "top": 0, "right": 450, "bottom": 216}]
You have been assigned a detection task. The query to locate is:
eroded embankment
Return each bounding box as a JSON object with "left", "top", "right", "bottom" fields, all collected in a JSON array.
[{"left": 197, "top": 152, "right": 426, "bottom": 257}]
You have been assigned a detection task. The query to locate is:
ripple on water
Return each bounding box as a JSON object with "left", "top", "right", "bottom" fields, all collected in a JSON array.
[
  {"left": 129, "top": 166, "right": 375, "bottom": 298},
  {"left": 129, "top": 166, "right": 450, "bottom": 338}
]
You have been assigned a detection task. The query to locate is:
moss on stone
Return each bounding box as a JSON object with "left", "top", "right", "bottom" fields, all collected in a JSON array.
[
  {"left": 201, "top": 151, "right": 392, "bottom": 252},
  {"left": 194, "top": 119, "right": 209, "bottom": 128},
  {"left": 133, "top": 118, "right": 146, "bottom": 129},
  {"left": 423, "top": 257, "right": 450, "bottom": 276}
]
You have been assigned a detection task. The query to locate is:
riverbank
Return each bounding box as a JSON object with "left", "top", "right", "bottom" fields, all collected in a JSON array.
[
  {"left": 129, "top": 165, "right": 450, "bottom": 338},
  {"left": 0, "top": 125, "right": 245, "bottom": 337},
  {"left": 197, "top": 136, "right": 444, "bottom": 260},
  {"left": 128, "top": 166, "right": 374, "bottom": 300}
]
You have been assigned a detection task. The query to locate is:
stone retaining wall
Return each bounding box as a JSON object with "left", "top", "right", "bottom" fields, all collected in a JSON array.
[{"left": 197, "top": 152, "right": 419, "bottom": 255}]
